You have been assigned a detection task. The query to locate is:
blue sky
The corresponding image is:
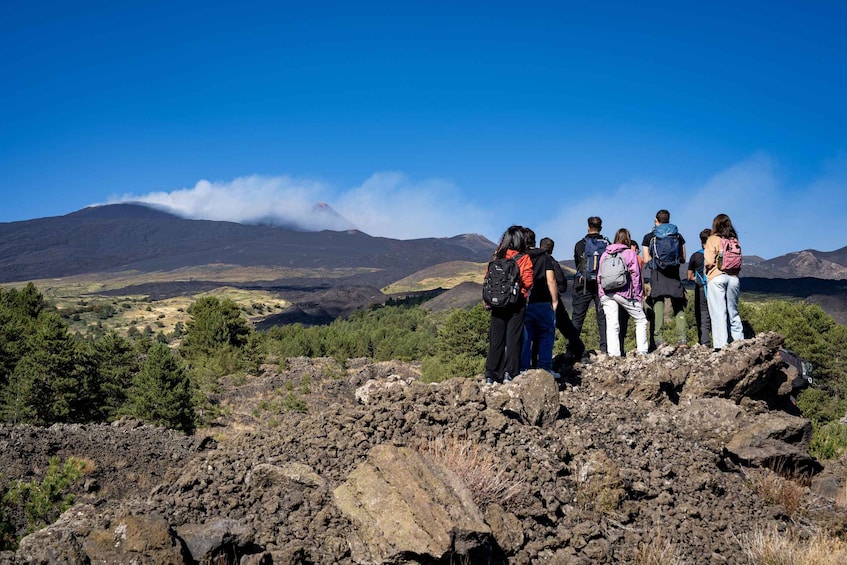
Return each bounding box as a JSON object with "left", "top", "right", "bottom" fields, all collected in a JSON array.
[{"left": 2, "top": 0, "right": 846, "bottom": 259}]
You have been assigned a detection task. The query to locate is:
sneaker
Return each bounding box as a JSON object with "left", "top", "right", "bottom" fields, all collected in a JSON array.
[
  {"left": 550, "top": 371, "right": 561, "bottom": 380},
  {"left": 503, "top": 373, "right": 513, "bottom": 383},
  {"left": 485, "top": 377, "right": 494, "bottom": 385}
]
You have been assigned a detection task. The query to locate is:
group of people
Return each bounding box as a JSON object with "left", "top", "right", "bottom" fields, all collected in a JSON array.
[{"left": 483, "top": 211, "right": 744, "bottom": 385}]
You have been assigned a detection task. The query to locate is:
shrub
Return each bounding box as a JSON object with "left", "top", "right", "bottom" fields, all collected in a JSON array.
[
  {"left": 808, "top": 421, "right": 847, "bottom": 461},
  {"left": 1, "top": 456, "right": 89, "bottom": 548}
]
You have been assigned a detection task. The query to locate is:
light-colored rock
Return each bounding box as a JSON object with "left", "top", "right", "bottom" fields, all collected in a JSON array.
[
  {"left": 333, "top": 444, "right": 491, "bottom": 563},
  {"left": 485, "top": 369, "right": 560, "bottom": 427},
  {"left": 246, "top": 462, "right": 326, "bottom": 489},
  {"left": 19, "top": 503, "right": 187, "bottom": 565},
  {"left": 355, "top": 374, "right": 415, "bottom": 405}
]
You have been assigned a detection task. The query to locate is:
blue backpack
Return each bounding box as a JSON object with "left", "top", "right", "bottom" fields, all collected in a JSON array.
[
  {"left": 649, "top": 223, "right": 683, "bottom": 269},
  {"left": 581, "top": 236, "right": 610, "bottom": 282},
  {"left": 694, "top": 248, "right": 708, "bottom": 300}
]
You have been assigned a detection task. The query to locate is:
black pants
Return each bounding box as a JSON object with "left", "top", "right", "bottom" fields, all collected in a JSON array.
[
  {"left": 695, "top": 284, "right": 711, "bottom": 345},
  {"left": 485, "top": 300, "right": 526, "bottom": 382},
  {"left": 555, "top": 300, "right": 585, "bottom": 356},
  {"left": 571, "top": 280, "right": 607, "bottom": 353}
]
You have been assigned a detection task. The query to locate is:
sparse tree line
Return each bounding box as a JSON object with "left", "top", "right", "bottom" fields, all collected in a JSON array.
[{"left": 1, "top": 283, "right": 847, "bottom": 457}]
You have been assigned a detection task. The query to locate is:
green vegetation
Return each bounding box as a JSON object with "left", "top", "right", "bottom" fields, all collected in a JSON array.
[
  {"left": 0, "top": 456, "right": 89, "bottom": 549},
  {"left": 3, "top": 281, "right": 847, "bottom": 459},
  {"left": 740, "top": 300, "right": 847, "bottom": 459}
]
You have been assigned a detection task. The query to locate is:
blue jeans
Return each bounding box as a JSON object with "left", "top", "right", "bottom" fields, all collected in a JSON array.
[
  {"left": 521, "top": 302, "right": 555, "bottom": 371},
  {"left": 706, "top": 273, "right": 743, "bottom": 349}
]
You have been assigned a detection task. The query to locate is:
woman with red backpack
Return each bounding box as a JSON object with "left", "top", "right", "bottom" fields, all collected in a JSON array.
[{"left": 704, "top": 213, "right": 744, "bottom": 350}]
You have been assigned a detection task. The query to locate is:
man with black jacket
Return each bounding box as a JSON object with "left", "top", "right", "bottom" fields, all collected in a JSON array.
[
  {"left": 572, "top": 216, "right": 609, "bottom": 356},
  {"left": 540, "top": 237, "right": 585, "bottom": 363}
]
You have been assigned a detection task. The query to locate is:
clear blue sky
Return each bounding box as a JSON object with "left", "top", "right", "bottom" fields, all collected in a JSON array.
[{"left": 2, "top": 0, "right": 846, "bottom": 259}]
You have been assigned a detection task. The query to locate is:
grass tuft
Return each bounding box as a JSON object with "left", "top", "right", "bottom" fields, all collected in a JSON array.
[
  {"left": 743, "top": 526, "right": 847, "bottom": 565},
  {"left": 417, "top": 436, "right": 525, "bottom": 508}
]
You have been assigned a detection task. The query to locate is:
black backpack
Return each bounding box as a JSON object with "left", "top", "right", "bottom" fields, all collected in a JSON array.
[{"left": 482, "top": 254, "right": 524, "bottom": 308}]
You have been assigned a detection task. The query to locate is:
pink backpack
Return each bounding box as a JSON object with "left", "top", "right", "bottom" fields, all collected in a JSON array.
[{"left": 718, "top": 237, "right": 742, "bottom": 275}]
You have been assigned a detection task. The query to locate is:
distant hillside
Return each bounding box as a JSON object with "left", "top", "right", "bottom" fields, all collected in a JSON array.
[
  {"left": 0, "top": 204, "right": 495, "bottom": 286},
  {"left": 743, "top": 249, "right": 847, "bottom": 279},
  {"left": 382, "top": 261, "right": 487, "bottom": 294}
]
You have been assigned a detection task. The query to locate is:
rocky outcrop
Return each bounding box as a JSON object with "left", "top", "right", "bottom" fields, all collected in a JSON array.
[
  {"left": 333, "top": 445, "right": 493, "bottom": 563},
  {"left": 2, "top": 334, "right": 842, "bottom": 564}
]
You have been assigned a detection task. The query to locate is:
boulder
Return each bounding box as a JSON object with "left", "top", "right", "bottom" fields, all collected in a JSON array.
[
  {"left": 725, "top": 411, "right": 819, "bottom": 473},
  {"left": 333, "top": 444, "right": 492, "bottom": 563},
  {"left": 485, "top": 369, "right": 560, "bottom": 427},
  {"left": 355, "top": 374, "right": 416, "bottom": 405},
  {"left": 18, "top": 503, "right": 188, "bottom": 565},
  {"left": 682, "top": 333, "right": 784, "bottom": 402},
  {"left": 176, "top": 519, "right": 253, "bottom": 563}
]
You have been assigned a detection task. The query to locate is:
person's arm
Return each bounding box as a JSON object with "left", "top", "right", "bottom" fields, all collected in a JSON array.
[
  {"left": 546, "top": 269, "right": 558, "bottom": 312},
  {"left": 642, "top": 244, "right": 652, "bottom": 265},
  {"left": 680, "top": 242, "right": 687, "bottom": 264}
]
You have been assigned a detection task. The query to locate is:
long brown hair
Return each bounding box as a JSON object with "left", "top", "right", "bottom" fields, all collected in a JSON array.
[
  {"left": 613, "top": 228, "right": 631, "bottom": 246},
  {"left": 711, "top": 214, "right": 738, "bottom": 238}
]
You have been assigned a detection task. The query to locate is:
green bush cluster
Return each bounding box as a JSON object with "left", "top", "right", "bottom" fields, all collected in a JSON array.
[
  {"left": 0, "top": 456, "right": 87, "bottom": 549},
  {"left": 0, "top": 284, "right": 199, "bottom": 433}
]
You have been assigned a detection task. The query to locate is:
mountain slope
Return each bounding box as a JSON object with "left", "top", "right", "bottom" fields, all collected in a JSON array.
[{"left": 0, "top": 204, "right": 495, "bottom": 284}]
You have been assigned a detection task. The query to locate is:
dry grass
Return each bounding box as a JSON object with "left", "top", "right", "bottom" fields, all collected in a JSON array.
[
  {"left": 416, "top": 436, "right": 526, "bottom": 507},
  {"left": 632, "top": 530, "right": 685, "bottom": 565},
  {"left": 745, "top": 467, "right": 809, "bottom": 518},
  {"left": 382, "top": 261, "right": 487, "bottom": 294},
  {"left": 743, "top": 526, "right": 847, "bottom": 564},
  {"left": 67, "top": 456, "right": 97, "bottom": 475}
]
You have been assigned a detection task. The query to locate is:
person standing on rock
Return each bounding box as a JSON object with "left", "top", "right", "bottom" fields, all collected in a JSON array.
[
  {"left": 641, "top": 209, "right": 688, "bottom": 348},
  {"left": 539, "top": 237, "right": 585, "bottom": 366},
  {"left": 598, "top": 228, "right": 649, "bottom": 357},
  {"left": 704, "top": 213, "right": 744, "bottom": 350},
  {"left": 519, "top": 230, "right": 560, "bottom": 379},
  {"left": 483, "top": 225, "right": 534, "bottom": 384},
  {"left": 687, "top": 228, "right": 713, "bottom": 346},
  {"left": 572, "top": 216, "right": 609, "bottom": 358}
]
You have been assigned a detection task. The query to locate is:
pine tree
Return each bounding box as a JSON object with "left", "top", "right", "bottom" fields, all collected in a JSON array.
[
  {"left": 1, "top": 313, "right": 93, "bottom": 424},
  {"left": 92, "top": 332, "right": 139, "bottom": 421},
  {"left": 125, "top": 343, "right": 195, "bottom": 434},
  {"left": 181, "top": 296, "right": 251, "bottom": 357}
]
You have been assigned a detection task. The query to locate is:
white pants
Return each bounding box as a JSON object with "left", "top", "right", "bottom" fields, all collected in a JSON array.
[
  {"left": 601, "top": 294, "right": 649, "bottom": 356},
  {"left": 707, "top": 273, "right": 743, "bottom": 349}
]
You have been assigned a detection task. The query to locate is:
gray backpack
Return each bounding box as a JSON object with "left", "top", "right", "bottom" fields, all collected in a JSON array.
[{"left": 599, "top": 251, "right": 629, "bottom": 292}]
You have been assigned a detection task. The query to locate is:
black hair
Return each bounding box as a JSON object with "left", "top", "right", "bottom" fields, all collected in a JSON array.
[{"left": 495, "top": 225, "right": 527, "bottom": 258}]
